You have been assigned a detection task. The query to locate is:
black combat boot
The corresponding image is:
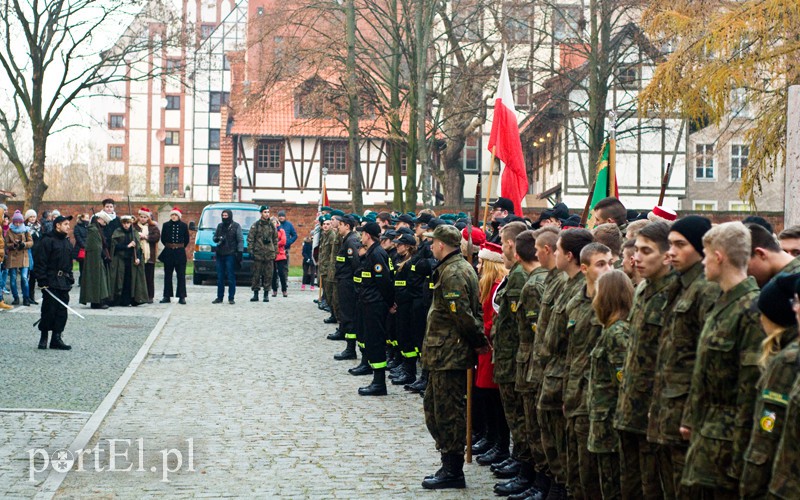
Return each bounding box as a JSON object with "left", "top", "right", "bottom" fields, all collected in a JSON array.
[
  {"left": 507, "top": 472, "right": 549, "bottom": 500},
  {"left": 477, "top": 444, "right": 511, "bottom": 466},
  {"left": 472, "top": 436, "right": 494, "bottom": 456},
  {"left": 323, "top": 314, "right": 337, "bottom": 324},
  {"left": 358, "top": 368, "right": 387, "bottom": 396},
  {"left": 334, "top": 340, "right": 357, "bottom": 360},
  {"left": 495, "top": 461, "right": 535, "bottom": 496},
  {"left": 49, "top": 332, "right": 72, "bottom": 350},
  {"left": 250, "top": 291, "right": 259, "bottom": 302},
  {"left": 405, "top": 368, "right": 427, "bottom": 393},
  {"left": 386, "top": 349, "right": 402, "bottom": 370},
  {"left": 391, "top": 358, "right": 417, "bottom": 385},
  {"left": 263, "top": 292, "right": 269, "bottom": 302},
  {"left": 327, "top": 328, "right": 346, "bottom": 341},
  {"left": 422, "top": 453, "right": 466, "bottom": 489},
  {"left": 493, "top": 457, "right": 522, "bottom": 478},
  {"left": 348, "top": 354, "right": 373, "bottom": 376},
  {"left": 38, "top": 331, "right": 49, "bottom": 350}
]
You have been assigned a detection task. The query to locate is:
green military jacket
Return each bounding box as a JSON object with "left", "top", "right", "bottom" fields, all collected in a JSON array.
[
  {"left": 767, "top": 353, "right": 800, "bottom": 499},
  {"left": 564, "top": 285, "right": 604, "bottom": 418},
  {"left": 614, "top": 271, "right": 677, "bottom": 434},
  {"left": 647, "top": 262, "right": 720, "bottom": 445},
  {"left": 246, "top": 218, "right": 278, "bottom": 261},
  {"left": 741, "top": 336, "right": 799, "bottom": 498},
  {"left": 588, "top": 319, "right": 630, "bottom": 454},
  {"left": 527, "top": 268, "right": 567, "bottom": 387},
  {"left": 492, "top": 262, "right": 531, "bottom": 384},
  {"left": 682, "top": 277, "right": 762, "bottom": 490},
  {"left": 328, "top": 230, "right": 342, "bottom": 278},
  {"left": 538, "top": 271, "right": 585, "bottom": 412},
  {"left": 778, "top": 256, "right": 800, "bottom": 276},
  {"left": 515, "top": 266, "right": 549, "bottom": 391},
  {"left": 421, "top": 251, "right": 486, "bottom": 371},
  {"left": 318, "top": 228, "right": 331, "bottom": 275}
]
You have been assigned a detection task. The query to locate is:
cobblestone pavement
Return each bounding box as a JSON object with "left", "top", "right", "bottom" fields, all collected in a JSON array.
[{"left": 49, "top": 280, "right": 500, "bottom": 498}]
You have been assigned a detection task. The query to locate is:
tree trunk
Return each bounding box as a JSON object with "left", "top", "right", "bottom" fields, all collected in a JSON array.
[
  {"left": 440, "top": 137, "right": 466, "bottom": 206},
  {"left": 345, "top": 0, "right": 363, "bottom": 213},
  {"left": 415, "top": 0, "right": 431, "bottom": 208},
  {"left": 26, "top": 129, "right": 49, "bottom": 211}
]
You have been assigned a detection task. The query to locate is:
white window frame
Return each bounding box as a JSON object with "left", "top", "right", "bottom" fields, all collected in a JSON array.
[
  {"left": 694, "top": 144, "right": 715, "bottom": 180},
  {"left": 692, "top": 200, "right": 717, "bottom": 211},
  {"left": 730, "top": 144, "right": 748, "bottom": 181},
  {"left": 729, "top": 201, "right": 751, "bottom": 212}
]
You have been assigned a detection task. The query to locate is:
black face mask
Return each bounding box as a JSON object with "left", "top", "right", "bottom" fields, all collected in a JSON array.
[{"left": 221, "top": 210, "right": 233, "bottom": 226}]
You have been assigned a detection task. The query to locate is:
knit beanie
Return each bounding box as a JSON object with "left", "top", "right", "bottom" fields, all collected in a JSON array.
[
  {"left": 670, "top": 215, "right": 712, "bottom": 256},
  {"left": 758, "top": 273, "right": 800, "bottom": 327},
  {"left": 11, "top": 210, "right": 23, "bottom": 223},
  {"left": 25, "top": 209, "right": 37, "bottom": 220}
]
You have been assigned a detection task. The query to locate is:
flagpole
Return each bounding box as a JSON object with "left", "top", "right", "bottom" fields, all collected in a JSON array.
[
  {"left": 482, "top": 146, "right": 497, "bottom": 228},
  {"left": 609, "top": 109, "right": 617, "bottom": 197}
]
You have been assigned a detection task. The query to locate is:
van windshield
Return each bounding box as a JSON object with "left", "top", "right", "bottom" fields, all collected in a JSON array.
[{"left": 199, "top": 209, "right": 260, "bottom": 230}]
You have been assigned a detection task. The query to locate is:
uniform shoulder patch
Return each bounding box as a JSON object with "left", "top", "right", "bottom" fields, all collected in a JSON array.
[
  {"left": 347, "top": 247, "right": 354, "bottom": 255},
  {"left": 444, "top": 291, "right": 461, "bottom": 299},
  {"left": 449, "top": 301, "right": 457, "bottom": 313},
  {"left": 374, "top": 263, "right": 383, "bottom": 273},
  {"left": 510, "top": 301, "right": 518, "bottom": 313},
  {"left": 615, "top": 367, "right": 623, "bottom": 383},
  {"left": 762, "top": 389, "right": 789, "bottom": 406},
  {"left": 760, "top": 409, "right": 776, "bottom": 432}
]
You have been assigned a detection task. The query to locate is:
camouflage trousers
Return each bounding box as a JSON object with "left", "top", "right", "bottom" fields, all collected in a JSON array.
[
  {"left": 521, "top": 390, "right": 548, "bottom": 473},
  {"left": 539, "top": 409, "right": 567, "bottom": 485},
  {"left": 424, "top": 370, "right": 467, "bottom": 455},
  {"left": 566, "top": 415, "right": 600, "bottom": 499},
  {"left": 499, "top": 383, "right": 532, "bottom": 462},
  {"left": 250, "top": 259, "right": 274, "bottom": 291},
  {"left": 618, "top": 430, "right": 661, "bottom": 500},
  {"left": 323, "top": 274, "right": 337, "bottom": 318},
  {"left": 596, "top": 451, "right": 621, "bottom": 500},
  {"left": 654, "top": 443, "right": 688, "bottom": 499}
]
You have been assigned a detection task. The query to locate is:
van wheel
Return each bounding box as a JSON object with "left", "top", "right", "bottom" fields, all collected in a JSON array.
[{"left": 192, "top": 273, "right": 203, "bottom": 285}]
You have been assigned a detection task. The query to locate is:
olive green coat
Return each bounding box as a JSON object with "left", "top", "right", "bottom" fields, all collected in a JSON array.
[
  {"left": 247, "top": 218, "right": 278, "bottom": 261},
  {"left": 588, "top": 319, "right": 630, "bottom": 453},
  {"left": 79, "top": 224, "right": 110, "bottom": 304},
  {"left": 564, "top": 285, "right": 604, "bottom": 418},
  {"left": 515, "top": 266, "right": 548, "bottom": 391},
  {"left": 491, "top": 262, "right": 530, "bottom": 384},
  {"left": 109, "top": 227, "right": 149, "bottom": 305}
]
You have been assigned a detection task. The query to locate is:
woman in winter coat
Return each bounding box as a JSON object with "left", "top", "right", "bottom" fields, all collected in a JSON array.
[
  {"left": 271, "top": 217, "right": 288, "bottom": 297},
  {"left": 79, "top": 213, "right": 111, "bottom": 309},
  {"left": 109, "top": 215, "right": 148, "bottom": 306},
  {"left": 4, "top": 210, "right": 33, "bottom": 306}
]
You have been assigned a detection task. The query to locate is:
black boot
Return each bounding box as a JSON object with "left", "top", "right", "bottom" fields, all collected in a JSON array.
[
  {"left": 477, "top": 445, "right": 510, "bottom": 466},
  {"left": 358, "top": 368, "right": 387, "bottom": 396},
  {"left": 495, "top": 461, "right": 535, "bottom": 496},
  {"left": 348, "top": 354, "right": 373, "bottom": 376},
  {"left": 327, "top": 328, "right": 346, "bottom": 341},
  {"left": 493, "top": 457, "right": 522, "bottom": 478},
  {"left": 472, "top": 436, "right": 494, "bottom": 455},
  {"left": 542, "top": 483, "right": 567, "bottom": 500},
  {"left": 386, "top": 349, "right": 402, "bottom": 370},
  {"left": 49, "top": 332, "right": 72, "bottom": 350},
  {"left": 391, "top": 358, "right": 417, "bottom": 385},
  {"left": 38, "top": 331, "right": 49, "bottom": 350},
  {"left": 405, "top": 368, "right": 428, "bottom": 392},
  {"left": 510, "top": 472, "right": 549, "bottom": 500},
  {"left": 334, "top": 340, "right": 357, "bottom": 360},
  {"left": 323, "top": 315, "right": 337, "bottom": 324},
  {"left": 422, "top": 453, "right": 466, "bottom": 490},
  {"left": 250, "top": 291, "right": 259, "bottom": 302}
]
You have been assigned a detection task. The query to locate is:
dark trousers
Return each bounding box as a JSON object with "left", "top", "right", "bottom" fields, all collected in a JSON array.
[
  {"left": 618, "top": 430, "right": 661, "bottom": 500},
  {"left": 144, "top": 263, "right": 155, "bottom": 301},
  {"left": 499, "top": 383, "right": 532, "bottom": 462},
  {"left": 163, "top": 258, "right": 186, "bottom": 298},
  {"left": 396, "top": 298, "right": 425, "bottom": 359},
  {"left": 302, "top": 262, "right": 315, "bottom": 285},
  {"left": 540, "top": 409, "right": 568, "bottom": 485},
  {"left": 40, "top": 288, "right": 69, "bottom": 333},
  {"left": 271, "top": 259, "right": 288, "bottom": 292},
  {"left": 476, "top": 387, "right": 510, "bottom": 449},
  {"left": 360, "top": 300, "right": 388, "bottom": 369},
  {"left": 336, "top": 279, "right": 357, "bottom": 340},
  {"left": 424, "top": 370, "right": 467, "bottom": 455},
  {"left": 597, "top": 452, "right": 622, "bottom": 500},
  {"left": 216, "top": 254, "right": 236, "bottom": 300},
  {"left": 522, "top": 390, "right": 549, "bottom": 473}
]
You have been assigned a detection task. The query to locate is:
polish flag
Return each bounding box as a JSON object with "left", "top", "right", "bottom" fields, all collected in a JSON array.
[{"left": 488, "top": 57, "right": 528, "bottom": 216}]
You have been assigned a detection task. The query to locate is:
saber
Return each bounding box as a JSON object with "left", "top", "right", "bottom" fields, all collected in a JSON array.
[{"left": 43, "top": 288, "right": 86, "bottom": 320}]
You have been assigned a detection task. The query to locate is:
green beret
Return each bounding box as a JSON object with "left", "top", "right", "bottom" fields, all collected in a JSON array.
[
  {"left": 457, "top": 212, "right": 467, "bottom": 219},
  {"left": 330, "top": 209, "right": 345, "bottom": 217},
  {"left": 259, "top": 205, "right": 270, "bottom": 212},
  {"left": 318, "top": 216, "right": 324, "bottom": 223},
  {"left": 321, "top": 206, "right": 332, "bottom": 212},
  {"left": 364, "top": 214, "right": 377, "bottom": 223},
  {"left": 323, "top": 214, "right": 332, "bottom": 221},
  {"left": 351, "top": 214, "right": 362, "bottom": 223}
]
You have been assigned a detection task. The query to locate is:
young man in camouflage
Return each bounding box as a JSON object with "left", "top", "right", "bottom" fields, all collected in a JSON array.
[
  {"left": 325, "top": 214, "right": 344, "bottom": 339},
  {"left": 537, "top": 228, "right": 594, "bottom": 500},
  {"left": 647, "top": 216, "right": 719, "bottom": 498},
  {"left": 513, "top": 228, "right": 557, "bottom": 500},
  {"left": 491, "top": 222, "right": 534, "bottom": 496},
  {"left": 563, "top": 243, "right": 613, "bottom": 499},
  {"left": 680, "top": 222, "right": 763, "bottom": 497},
  {"left": 421, "top": 225, "right": 488, "bottom": 490},
  {"left": 247, "top": 206, "right": 278, "bottom": 303},
  {"left": 746, "top": 222, "right": 800, "bottom": 287}
]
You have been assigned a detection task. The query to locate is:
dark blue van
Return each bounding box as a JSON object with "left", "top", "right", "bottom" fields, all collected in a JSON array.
[{"left": 189, "top": 203, "right": 262, "bottom": 285}]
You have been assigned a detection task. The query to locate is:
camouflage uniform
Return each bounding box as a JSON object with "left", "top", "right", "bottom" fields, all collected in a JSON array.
[
  {"left": 767, "top": 352, "right": 800, "bottom": 499},
  {"left": 563, "top": 286, "right": 603, "bottom": 499},
  {"left": 681, "top": 277, "right": 762, "bottom": 495},
  {"left": 516, "top": 266, "right": 550, "bottom": 473},
  {"left": 588, "top": 319, "right": 631, "bottom": 500},
  {"left": 614, "top": 271, "right": 677, "bottom": 499},
  {"left": 740, "top": 335, "right": 799, "bottom": 498},
  {"left": 318, "top": 227, "right": 331, "bottom": 296},
  {"left": 422, "top": 250, "right": 486, "bottom": 454},
  {"left": 492, "top": 262, "right": 532, "bottom": 464},
  {"left": 247, "top": 218, "right": 278, "bottom": 292},
  {"left": 327, "top": 230, "right": 342, "bottom": 317},
  {"left": 538, "top": 271, "right": 585, "bottom": 486},
  {"left": 647, "top": 262, "right": 720, "bottom": 498}
]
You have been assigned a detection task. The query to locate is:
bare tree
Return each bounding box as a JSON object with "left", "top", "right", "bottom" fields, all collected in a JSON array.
[{"left": 0, "top": 0, "right": 184, "bottom": 210}]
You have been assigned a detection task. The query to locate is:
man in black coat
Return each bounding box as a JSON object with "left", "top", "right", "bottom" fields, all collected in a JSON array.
[
  {"left": 34, "top": 215, "right": 75, "bottom": 350},
  {"left": 159, "top": 207, "right": 190, "bottom": 304}
]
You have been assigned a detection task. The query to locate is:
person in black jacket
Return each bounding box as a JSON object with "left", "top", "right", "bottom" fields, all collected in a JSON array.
[
  {"left": 34, "top": 215, "right": 74, "bottom": 350},
  {"left": 72, "top": 213, "right": 89, "bottom": 283},
  {"left": 212, "top": 209, "right": 243, "bottom": 304},
  {"left": 333, "top": 215, "right": 362, "bottom": 363},
  {"left": 159, "top": 207, "right": 190, "bottom": 304},
  {"left": 355, "top": 221, "right": 394, "bottom": 396},
  {"left": 388, "top": 233, "right": 426, "bottom": 386}
]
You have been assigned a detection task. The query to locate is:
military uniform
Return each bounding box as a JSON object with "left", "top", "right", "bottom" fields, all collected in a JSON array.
[
  {"left": 334, "top": 231, "right": 362, "bottom": 342},
  {"left": 516, "top": 266, "right": 549, "bottom": 475},
  {"left": 588, "top": 319, "right": 630, "bottom": 500},
  {"left": 328, "top": 230, "right": 342, "bottom": 316},
  {"left": 493, "top": 262, "right": 532, "bottom": 468},
  {"left": 422, "top": 249, "right": 485, "bottom": 454},
  {"left": 767, "top": 353, "right": 800, "bottom": 499},
  {"left": 647, "top": 262, "right": 720, "bottom": 497},
  {"left": 563, "top": 286, "right": 603, "bottom": 499},
  {"left": 358, "top": 242, "right": 393, "bottom": 369},
  {"left": 741, "top": 336, "right": 799, "bottom": 498},
  {"left": 247, "top": 218, "right": 278, "bottom": 294},
  {"left": 681, "top": 277, "right": 762, "bottom": 495},
  {"left": 614, "top": 271, "right": 677, "bottom": 499},
  {"left": 538, "top": 271, "right": 585, "bottom": 487}
]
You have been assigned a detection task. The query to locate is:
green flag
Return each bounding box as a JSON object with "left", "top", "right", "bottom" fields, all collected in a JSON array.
[{"left": 588, "top": 141, "right": 616, "bottom": 223}]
